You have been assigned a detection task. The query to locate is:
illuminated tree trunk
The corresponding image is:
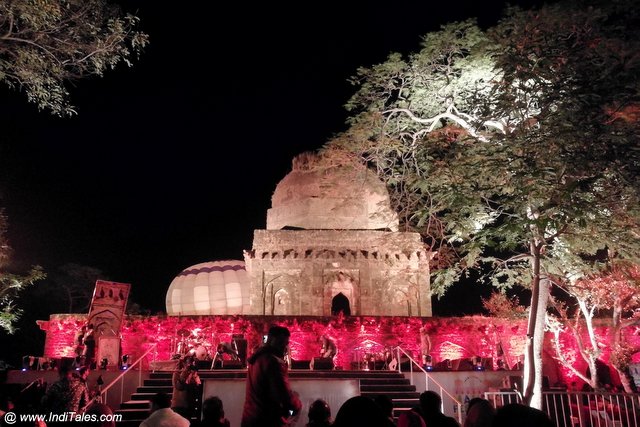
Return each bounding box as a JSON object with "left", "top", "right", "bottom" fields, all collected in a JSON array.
[
  {"left": 523, "top": 242, "right": 549, "bottom": 409},
  {"left": 611, "top": 305, "right": 636, "bottom": 393}
]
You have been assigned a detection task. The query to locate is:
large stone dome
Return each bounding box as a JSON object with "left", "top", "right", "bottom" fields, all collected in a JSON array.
[
  {"left": 166, "top": 260, "right": 250, "bottom": 315},
  {"left": 267, "top": 153, "right": 399, "bottom": 231}
]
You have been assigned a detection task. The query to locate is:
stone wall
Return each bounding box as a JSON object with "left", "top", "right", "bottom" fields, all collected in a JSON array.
[
  {"left": 38, "top": 313, "right": 640, "bottom": 387},
  {"left": 245, "top": 229, "right": 432, "bottom": 316}
]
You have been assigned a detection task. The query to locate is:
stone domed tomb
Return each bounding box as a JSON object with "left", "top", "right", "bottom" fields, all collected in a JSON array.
[{"left": 244, "top": 153, "right": 432, "bottom": 317}]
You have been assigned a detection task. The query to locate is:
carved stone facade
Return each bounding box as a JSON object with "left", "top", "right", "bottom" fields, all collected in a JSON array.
[
  {"left": 244, "top": 230, "right": 432, "bottom": 316},
  {"left": 245, "top": 152, "right": 433, "bottom": 317}
]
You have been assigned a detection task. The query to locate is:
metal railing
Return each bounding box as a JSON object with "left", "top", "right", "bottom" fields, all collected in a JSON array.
[
  {"left": 394, "top": 346, "right": 463, "bottom": 424},
  {"left": 485, "top": 390, "right": 640, "bottom": 427},
  {"left": 86, "top": 343, "right": 158, "bottom": 410}
]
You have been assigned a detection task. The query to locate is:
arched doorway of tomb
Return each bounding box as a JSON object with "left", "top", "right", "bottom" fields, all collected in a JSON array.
[
  {"left": 325, "top": 270, "right": 357, "bottom": 315},
  {"left": 331, "top": 292, "right": 351, "bottom": 316}
]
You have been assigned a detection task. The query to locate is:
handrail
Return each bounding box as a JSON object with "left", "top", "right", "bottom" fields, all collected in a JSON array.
[
  {"left": 85, "top": 342, "right": 157, "bottom": 410},
  {"left": 394, "top": 346, "right": 463, "bottom": 424},
  {"left": 485, "top": 390, "right": 640, "bottom": 427}
]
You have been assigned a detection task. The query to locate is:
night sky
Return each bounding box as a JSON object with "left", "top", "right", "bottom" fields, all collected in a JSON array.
[{"left": 0, "top": 1, "right": 544, "bottom": 315}]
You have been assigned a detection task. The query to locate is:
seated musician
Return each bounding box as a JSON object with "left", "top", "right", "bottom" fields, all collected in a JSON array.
[
  {"left": 217, "top": 342, "right": 239, "bottom": 360},
  {"left": 211, "top": 341, "right": 239, "bottom": 369}
]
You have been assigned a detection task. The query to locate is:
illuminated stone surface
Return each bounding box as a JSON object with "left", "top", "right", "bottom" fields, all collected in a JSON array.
[
  {"left": 41, "top": 313, "right": 638, "bottom": 387},
  {"left": 248, "top": 152, "right": 431, "bottom": 317},
  {"left": 245, "top": 230, "right": 431, "bottom": 316},
  {"left": 267, "top": 153, "right": 399, "bottom": 231}
]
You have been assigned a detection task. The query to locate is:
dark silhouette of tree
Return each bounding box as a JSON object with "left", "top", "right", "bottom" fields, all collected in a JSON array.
[{"left": 51, "top": 263, "right": 105, "bottom": 313}]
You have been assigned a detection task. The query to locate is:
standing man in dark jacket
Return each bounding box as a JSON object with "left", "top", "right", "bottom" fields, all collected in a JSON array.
[
  {"left": 418, "top": 390, "right": 460, "bottom": 427},
  {"left": 241, "top": 326, "right": 302, "bottom": 427}
]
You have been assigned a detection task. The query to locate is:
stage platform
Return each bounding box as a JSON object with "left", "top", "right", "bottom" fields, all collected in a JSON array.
[
  {"left": 5, "top": 366, "right": 516, "bottom": 427},
  {"left": 118, "top": 368, "right": 513, "bottom": 427}
]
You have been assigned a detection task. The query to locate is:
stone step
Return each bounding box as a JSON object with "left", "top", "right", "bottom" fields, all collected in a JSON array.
[
  {"left": 144, "top": 377, "right": 171, "bottom": 385},
  {"left": 361, "top": 391, "right": 420, "bottom": 400},
  {"left": 136, "top": 385, "right": 173, "bottom": 394},
  {"left": 148, "top": 369, "right": 405, "bottom": 380},
  {"left": 120, "top": 400, "right": 151, "bottom": 410},
  {"left": 360, "top": 384, "right": 416, "bottom": 392},
  {"left": 360, "top": 378, "right": 410, "bottom": 385},
  {"left": 149, "top": 372, "right": 174, "bottom": 379},
  {"left": 391, "top": 398, "right": 420, "bottom": 408},
  {"left": 393, "top": 407, "right": 418, "bottom": 416},
  {"left": 131, "top": 392, "right": 170, "bottom": 401},
  {"left": 115, "top": 408, "right": 150, "bottom": 421}
]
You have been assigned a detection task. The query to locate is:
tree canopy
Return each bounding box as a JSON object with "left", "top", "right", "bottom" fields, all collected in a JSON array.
[
  {"left": 0, "top": 211, "right": 43, "bottom": 333},
  {"left": 0, "top": 0, "right": 148, "bottom": 115},
  {"left": 330, "top": 0, "right": 640, "bottom": 406}
]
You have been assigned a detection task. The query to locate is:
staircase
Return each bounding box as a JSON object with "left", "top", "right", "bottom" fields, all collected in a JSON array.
[
  {"left": 113, "top": 370, "right": 419, "bottom": 426},
  {"left": 358, "top": 371, "right": 420, "bottom": 418},
  {"left": 116, "top": 373, "right": 172, "bottom": 427}
]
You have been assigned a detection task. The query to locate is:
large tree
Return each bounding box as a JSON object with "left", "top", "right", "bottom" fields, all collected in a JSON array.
[
  {"left": 331, "top": 0, "right": 640, "bottom": 407},
  {"left": 0, "top": 0, "right": 148, "bottom": 116},
  {"left": 0, "top": 0, "right": 146, "bottom": 329},
  {"left": 0, "top": 211, "right": 43, "bottom": 333}
]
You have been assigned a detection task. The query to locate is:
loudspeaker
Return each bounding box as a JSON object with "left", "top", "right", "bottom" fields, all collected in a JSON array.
[
  {"left": 456, "top": 359, "right": 474, "bottom": 371},
  {"left": 312, "top": 357, "right": 334, "bottom": 370},
  {"left": 221, "top": 360, "right": 243, "bottom": 369},
  {"left": 291, "top": 360, "right": 311, "bottom": 370},
  {"left": 195, "top": 360, "right": 211, "bottom": 370},
  {"left": 434, "top": 359, "right": 452, "bottom": 371}
]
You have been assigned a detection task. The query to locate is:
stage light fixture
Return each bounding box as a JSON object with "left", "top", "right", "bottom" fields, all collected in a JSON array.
[
  {"left": 473, "top": 355, "right": 485, "bottom": 371},
  {"left": 422, "top": 354, "right": 433, "bottom": 371},
  {"left": 121, "top": 354, "right": 130, "bottom": 370}
]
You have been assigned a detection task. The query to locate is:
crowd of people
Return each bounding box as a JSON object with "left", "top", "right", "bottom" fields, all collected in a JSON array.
[
  {"left": 0, "top": 362, "right": 114, "bottom": 427},
  {"left": 0, "top": 324, "right": 556, "bottom": 427}
]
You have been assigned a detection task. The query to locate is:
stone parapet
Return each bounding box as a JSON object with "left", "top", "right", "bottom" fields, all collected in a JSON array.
[{"left": 249, "top": 229, "right": 430, "bottom": 263}]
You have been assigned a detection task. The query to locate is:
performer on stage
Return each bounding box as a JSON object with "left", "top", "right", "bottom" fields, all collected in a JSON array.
[
  {"left": 310, "top": 335, "right": 337, "bottom": 370},
  {"left": 73, "top": 325, "right": 87, "bottom": 368},
  {"left": 319, "top": 335, "right": 337, "bottom": 359},
  {"left": 82, "top": 324, "right": 96, "bottom": 369},
  {"left": 419, "top": 325, "right": 431, "bottom": 370}
]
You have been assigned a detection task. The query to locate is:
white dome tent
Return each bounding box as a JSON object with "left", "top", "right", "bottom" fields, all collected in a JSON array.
[{"left": 166, "top": 260, "right": 250, "bottom": 315}]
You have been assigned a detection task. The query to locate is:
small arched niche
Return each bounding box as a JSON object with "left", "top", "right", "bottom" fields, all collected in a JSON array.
[{"left": 273, "top": 288, "right": 290, "bottom": 315}]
